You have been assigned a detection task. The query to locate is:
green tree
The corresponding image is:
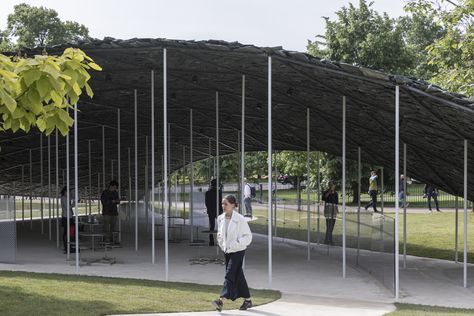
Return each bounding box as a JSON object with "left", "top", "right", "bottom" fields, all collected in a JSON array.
[
  {"left": 307, "top": 0, "right": 444, "bottom": 79},
  {"left": 0, "top": 48, "right": 101, "bottom": 135},
  {"left": 406, "top": 0, "right": 474, "bottom": 97},
  {"left": 6, "top": 3, "right": 90, "bottom": 49}
]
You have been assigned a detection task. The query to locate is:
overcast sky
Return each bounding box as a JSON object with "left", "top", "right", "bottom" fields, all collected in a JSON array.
[{"left": 0, "top": 0, "right": 407, "bottom": 52}]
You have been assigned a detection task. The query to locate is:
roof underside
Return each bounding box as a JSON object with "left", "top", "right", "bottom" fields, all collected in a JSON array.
[{"left": 1, "top": 38, "right": 474, "bottom": 199}]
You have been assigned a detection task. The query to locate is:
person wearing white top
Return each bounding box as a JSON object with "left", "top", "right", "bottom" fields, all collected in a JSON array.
[
  {"left": 212, "top": 195, "right": 253, "bottom": 312},
  {"left": 243, "top": 178, "right": 253, "bottom": 217}
]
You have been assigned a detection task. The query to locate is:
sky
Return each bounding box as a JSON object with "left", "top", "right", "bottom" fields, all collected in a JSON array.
[{"left": 0, "top": 0, "right": 407, "bottom": 52}]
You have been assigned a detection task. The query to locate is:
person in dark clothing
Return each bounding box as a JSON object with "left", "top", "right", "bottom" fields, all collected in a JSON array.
[
  {"left": 205, "top": 179, "right": 223, "bottom": 246},
  {"left": 60, "top": 186, "right": 75, "bottom": 254},
  {"left": 101, "top": 180, "right": 120, "bottom": 242},
  {"left": 322, "top": 182, "right": 338, "bottom": 245},
  {"left": 424, "top": 184, "right": 441, "bottom": 212}
]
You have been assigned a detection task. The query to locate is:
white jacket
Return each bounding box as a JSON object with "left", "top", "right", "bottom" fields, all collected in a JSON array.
[{"left": 217, "top": 210, "right": 252, "bottom": 253}]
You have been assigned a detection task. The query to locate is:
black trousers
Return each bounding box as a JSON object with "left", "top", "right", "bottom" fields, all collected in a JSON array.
[
  {"left": 208, "top": 214, "right": 216, "bottom": 244},
  {"left": 428, "top": 194, "right": 440, "bottom": 211},
  {"left": 61, "top": 217, "right": 75, "bottom": 252},
  {"left": 325, "top": 218, "right": 336, "bottom": 243},
  {"left": 221, "top": 250, "right": 250, "bottom": 301},
  {"left": 365, "top": 190, "right": 378, "bottom": 212}
]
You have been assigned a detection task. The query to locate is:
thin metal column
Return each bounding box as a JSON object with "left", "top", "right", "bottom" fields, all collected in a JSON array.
[
  {"left": 56, "top": 129, "right": 59, "bottom": 248},
  {"left": 48, "top": 135, "right": 51, "bottom": 240},
  {"left": 403, "top": 143, "right": 407, "bottom": 269},
  {"left": 307, "top": 107, "right": 311, "bottom": 261},
  {"left": 190, "top": 108, "right": 194, "bottom": 242},
  {"left": 381, "top": 167, "right": 384, "bottom": 214},
  {"left": 102, "top": 125, "right": 105, "bottom": 190},
  {"left": 21, "top": 165, "right": 24, "bottom": 224},
  {"left": 151, "top": 69, "right": 156, "bottom": 263},
  {"left": 66, "top": 120, "right": 71, "bottom": 260},
  {"left": 163, "top": 48, "right": 169, "bottom": 281},
  {"left": 455, "top": 196, "right": 459, "bottom": 263},
  {"left": 267, "top": 55, "right": 273, "bottom": 286},
  {"left": 40, "top": 134, "right": 44, "bottom": 234},
  {"left": 317, "top": 151, "right": 321, "bottom": 244},
  {"left": 128, "top": 148, "right": 132, "bottom": 232},
  {"left": 97, "top": 173, "right": 100, "bottom": 214},
  {"left": 216, "top": 91, "right": 219, "bottom": 229},
  {"left": 74, "top": 102, "right": 79, "bottom": 272},
  {"left": 241, "top": 75, "right": 245, "bottom": 214},
  {"left": 342, "top": 96, "right": 347, "bottom": 279},
  {"left": 134, "top": 89, "right": 138, "bottom": 251},
  {"left": 88, "top": 140, "right": 92, "bottom": 216},
  {"left": 29, "top": 149, "right": 32, "bottom": 230},
  {"left": 463, "top": 139, "right": 468, "bottom": 288},
  {"left": 145, "top": 136, "right": 149, "bottom": 231},
  {"left": 395, "top": 85, "right": 400, "bottom": 299},
  {"left": 357, "top": 146, "right": 361, "bottom": 264},
  {"left": 117, "top": 109, "right": 121, "bottom": 242}
]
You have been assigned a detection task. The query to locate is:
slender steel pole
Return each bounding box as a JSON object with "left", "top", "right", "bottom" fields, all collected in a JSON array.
[
  {"left": 241, "top": 75, "right": 246, "bottom": 214},
  {"left": 66, "top": 119, "right": 70, "bottom": 260},
  {"left": 342, "top": 96, "right": 347, "bottom": 279},
  {"left": 381, "top": 167, "right": 384, "bottom": 214},
  {"left": 40, "top": 134, "right": 44, "bottom": 234},
  {"left": 163, "top": 48, "right": 169, "bottom": 281},
  {"left": 463, "top": 139, "right": 468, "bottom": 288},
  {"left": 190, "top": 108, "right": 194, "bottom": 242},
  {"left": 117, "top": 109, "right": 121, "bottom": 242},
  {"left": 21, "top": 165, "right": 24, "bottom": 224},
  {"left": 307, "top": 107, "right": 311, "bottom": 261},
  {"left": 403, "top": 143, "right": 407, "bottom": 269},
  {"left": 395, "top": 85, "right": 400, "bottom": 299},
  {"left": 74, "top": 103, "right": 79, "bottom": 272},
  {"left": 102, "top": 125, "right": 105, "bottom": 191},
  {"left": 357, "top": 146, "right": 361, "bottom": 264},
  {"left": 151, "top": 69, "right": 156, "bottom": 263},
  {"left": 455, "top": 196, "right": 459, "bottom": 263},
  {"left": 145, "top": 136, "right": 149, "bottom": 231},
  {"left": 216, "top": 91, "right": 220, "bottom": 228},
  {"left": 317, "top": 151, "right": 320, "bottom": 244},
  {"left": 97, "top": 173, "right": 100, "bottom": 214},
  {"left": 29, "top": 149, "right": 32, "bottom": 230},
  {"left": 88, "top": 140, "right": 92, "bottom": 216},
  {"left": 267, "top": 55, "right": 273, "bottom": 286},
  {"left": 134, "top": 89, "right": 138, "bottom": 251},
  {"left": 128, "top": 148, "right": 132, "bottom": 232},
  {"left": 56, "top": 129, "right": 59, "bottom": 248},
  {"left": 48, "top": 135, "right": 51, "bottom": 240}
]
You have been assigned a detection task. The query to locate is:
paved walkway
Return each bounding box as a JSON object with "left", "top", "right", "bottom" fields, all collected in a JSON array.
[{"left": 2, "top": 216, "right": 474, "bottom": 315}]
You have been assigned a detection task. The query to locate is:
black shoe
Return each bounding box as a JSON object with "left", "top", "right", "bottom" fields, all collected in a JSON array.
[
  {"left": 239, "top": 299, "right": 252, "bottom": 310},
  {"left": 374, "top": 210, "right": 379, "bottom": 213},
  {"left": 212, "top": 299, "right": 223, "bottom": 312},
  {"left": 437, "top": 209, "right": 442, "bottom": 212}
]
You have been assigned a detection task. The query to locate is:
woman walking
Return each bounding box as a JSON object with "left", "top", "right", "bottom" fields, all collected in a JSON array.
[
  {"left": 322, "top": 181, "right": 338, "bottom": 245},
  {"left": 212, "top": 195, "right": 253, "bottom": 312}
]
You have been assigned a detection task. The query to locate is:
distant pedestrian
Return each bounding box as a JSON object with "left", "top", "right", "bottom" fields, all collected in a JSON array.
[
  {"left": 399, "top": 174, "right": 410, "bottom": 208},
  {"left": 205, "top": 179, "right": 223, "bottom": 246},
  {"left": 322, "top": 181, "right": 338, "bottom": 245},
  {"left": 424, "top": 184, "right": 441, "bottom": 212},
  {"left": 243, "top": 178, "right": 253, "bottom": 217},
  {"left": 364, "top": 170, "right": 379, "bottom": 213},
  {"left": 212, "top": 195, "right": 253, "bottom": 312}
]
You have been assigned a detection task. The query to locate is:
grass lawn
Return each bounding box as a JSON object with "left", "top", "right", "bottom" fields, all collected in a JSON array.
[
  {"left": 249, "top": 206, "right": 474, "bottom": 263},
  {"left": 386, "top": 303, "right": 474, "bottom": 315},
  {"left": 0, "top": 271, "right": 280, "bottom": 316}
]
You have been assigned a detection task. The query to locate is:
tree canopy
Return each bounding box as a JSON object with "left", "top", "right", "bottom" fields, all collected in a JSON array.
[{"left": 3, "top": 3, "right": 90, "bottom": 50}]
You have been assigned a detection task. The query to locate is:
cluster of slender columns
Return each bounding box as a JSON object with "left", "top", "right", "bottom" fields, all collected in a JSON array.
[{"left": 8, "top": 49, "right": 472, "bottom": 301}]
